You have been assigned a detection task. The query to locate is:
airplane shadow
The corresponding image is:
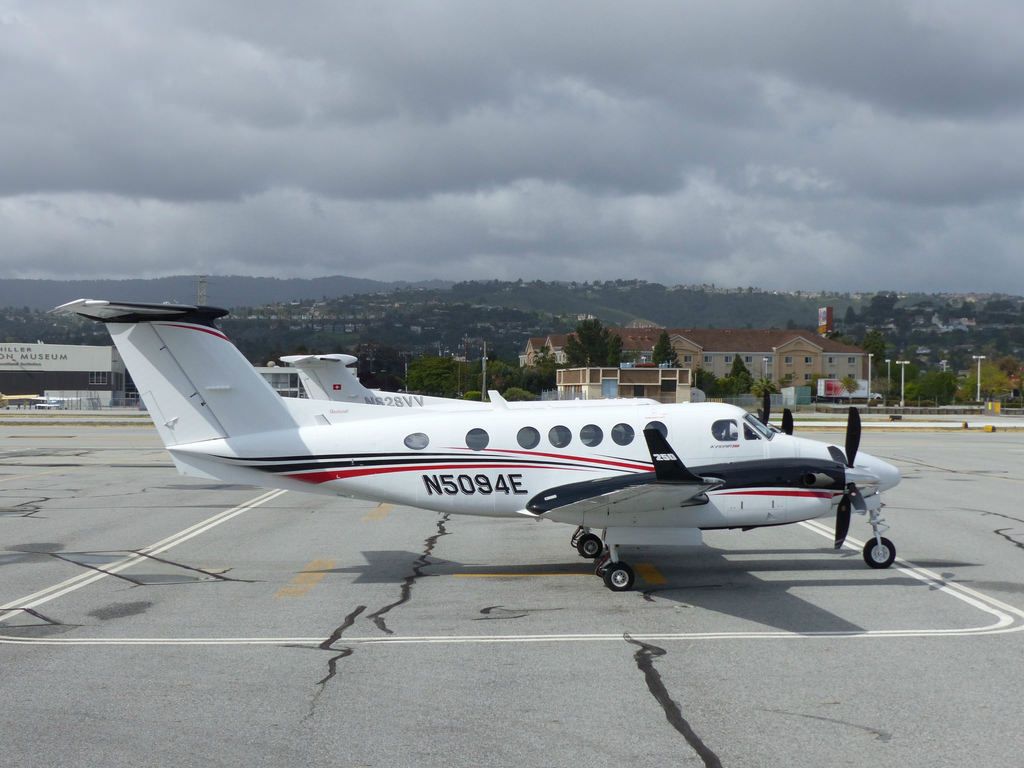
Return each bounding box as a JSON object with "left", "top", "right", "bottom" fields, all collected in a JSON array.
[{"left": 318, "top": 546, "right": 982, "bottom": 636}]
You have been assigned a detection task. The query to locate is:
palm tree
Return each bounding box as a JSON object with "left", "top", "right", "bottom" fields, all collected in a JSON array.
[
  {"left": 751, "top": 378, "right": 779, "bottom": 398},
  {"left": 841, "top": 375, "right": 859, "bottom": 403}
]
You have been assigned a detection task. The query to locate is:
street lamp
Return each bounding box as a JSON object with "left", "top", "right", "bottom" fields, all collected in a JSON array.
[
  {"left": 896, "top": 360, "right": 909, "bottom": 408},
  {"left": 762, "top": 356, "right": 769, "bottom": 380},
  {"left": 885, "top": 358, "right": 891, "bottom": 402},
  {"left": 972, "top": 355, "right": 986, "bottom": 402},
  {"left": 867, "top": 353, "right": 873, "bottom": 405}
]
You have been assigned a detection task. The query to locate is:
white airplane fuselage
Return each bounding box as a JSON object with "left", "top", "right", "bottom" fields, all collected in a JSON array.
[{"left": 170, "top": 399, "right": 898, "bottom": 531}]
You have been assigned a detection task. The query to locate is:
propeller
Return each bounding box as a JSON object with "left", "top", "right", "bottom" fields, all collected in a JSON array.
[
  {"left": 758, "top": 391, "right": 771, "bottom": 425},
  {"left": 781, "top": 408, "right": 794, "bottom": 435},
  {"left": 761, "top": 390, "right": 794, "bottom": 436},
  {"left": 833, "top": 407, "right": 865, "bottom": 549}
]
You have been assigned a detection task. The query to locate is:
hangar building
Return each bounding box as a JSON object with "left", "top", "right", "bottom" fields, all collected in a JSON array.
[{"left": 0, "top": 342, "right": 128, "bottom": 408}]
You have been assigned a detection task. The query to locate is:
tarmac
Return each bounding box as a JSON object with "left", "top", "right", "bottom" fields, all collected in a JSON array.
[{"left": 2, "top": 419, "right": 1024, "bottom": 767}]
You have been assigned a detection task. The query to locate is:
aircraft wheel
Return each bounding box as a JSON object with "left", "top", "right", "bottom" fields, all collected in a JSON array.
[
  {"left": 602, "top": 562, "right": 635, "bottom": 592},
  {"left": 863, "top": 537, "right": 896, "bottom": 569},
  {"left": 576, "top": 533, "right": 603, "bottom": 559}
]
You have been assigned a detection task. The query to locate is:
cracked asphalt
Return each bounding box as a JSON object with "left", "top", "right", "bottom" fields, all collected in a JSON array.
[{"left": 3, "top": 424, "right": 1024, "bottom": 767}]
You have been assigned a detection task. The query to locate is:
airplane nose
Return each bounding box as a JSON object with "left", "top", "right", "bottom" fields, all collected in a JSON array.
[{"left": 859, "top": 452, "right": 901, "bottom": 491}]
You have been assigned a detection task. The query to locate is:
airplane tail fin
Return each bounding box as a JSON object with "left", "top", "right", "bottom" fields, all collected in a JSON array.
[
  {"left": 279, "top": 353, "right": 375, "bottom": 403},
  {"left": 54, "top": 300, "right": 297, "bottom": 446}
]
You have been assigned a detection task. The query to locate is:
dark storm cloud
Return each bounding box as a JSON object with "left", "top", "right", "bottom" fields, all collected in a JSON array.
[{"left": 0, "top": 1, "right": 1022, "bottom": 292}]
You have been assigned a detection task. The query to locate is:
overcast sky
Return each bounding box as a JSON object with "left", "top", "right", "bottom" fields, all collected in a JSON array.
[{"left": 1, "top": 1, "right": 1023, "bottom": 293}]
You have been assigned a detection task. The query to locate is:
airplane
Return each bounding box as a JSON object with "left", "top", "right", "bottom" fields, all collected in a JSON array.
[
  {"left": 280, "top": 353, "right": 488, "bottom": 409},
  {"left": 55, "top": 299, "right": 902, "bottom": 592},
  {"left": 281, "top": 352, "right": 663, "bottom": 412}
]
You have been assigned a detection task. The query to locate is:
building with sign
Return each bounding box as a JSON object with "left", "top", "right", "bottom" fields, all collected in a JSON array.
[
  {"left": 0, "top": 343, "right": 128, "bottom": 408},
  {"left": 524, "top": 327, "right": 867, "bottom": 388}
]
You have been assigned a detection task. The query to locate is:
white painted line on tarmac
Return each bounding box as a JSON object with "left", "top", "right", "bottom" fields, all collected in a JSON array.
[
  {"left": 0, "top": 488, "right": 287, "bottom": 622},
  {"left": 799, "top": 518, "right": 1024, "bottom": 627}
]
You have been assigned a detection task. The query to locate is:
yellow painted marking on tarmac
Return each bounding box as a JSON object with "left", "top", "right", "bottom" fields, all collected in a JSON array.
[
  {"left": 634, "top": 563, "right": 667, "bottom": 585},
  {"left": 0, "top": 466, "right": 68, "bottom": 484},
  {"left": 275, "top": 559, "right": 336, "bottom": 598},
  {"left": 361, "top": 503, "right": 392, "bottom": 522},
  {"left": 454, "top": 573, "right": 592, "bottom": 578}
]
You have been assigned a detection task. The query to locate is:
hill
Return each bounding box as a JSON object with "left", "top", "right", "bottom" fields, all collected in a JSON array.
[{"left": 0, "top": 275, "right": 452, "bottom": 311}]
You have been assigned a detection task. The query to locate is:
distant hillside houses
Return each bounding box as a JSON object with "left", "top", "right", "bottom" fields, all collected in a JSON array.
[{"left": 522, "top": 328, "right": 867, "bottom": 385}]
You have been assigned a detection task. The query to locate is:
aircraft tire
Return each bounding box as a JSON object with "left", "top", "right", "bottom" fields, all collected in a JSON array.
[
  {"left": 603, "top": 562, "right": 635, "bottom": 592},
  {"left": 863, "top": 537, "right": 896, "bottom": 569},
  {"left": 576, "top": 533, "right": 603, "bottom": 559}
]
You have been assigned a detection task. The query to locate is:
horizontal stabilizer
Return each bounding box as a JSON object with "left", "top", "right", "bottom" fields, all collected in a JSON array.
[
  {"left": 279, "top": 353, "right": 357, "bottom": 368},
  {"left": 54, "top": 299, "right": 228, "bottom": 327}
]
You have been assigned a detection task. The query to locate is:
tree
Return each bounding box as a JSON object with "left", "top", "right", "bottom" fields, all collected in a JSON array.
[
  {"left": 841, "top": 374, "right": 859, "bottom": 402},
  {"left": 694, "top": 367, "right": 718, "bottom": 395},
  {"left": 721, "top": 355, "right": 754, "bottom": 395},
  {"left": 502, "top": 387, "right": 537, "bottom": 401},
  {"left": 406, "top": 357, "right": 460, "bottom": 397},
  {"left": 914, "top": 371, "right": 958, "bottom": 405},
  {"left": 652, "top": 331, "right": 680, "bottom": 366},
  {"left": 565, "top": 318, "right": 621, "bottom": 366},
  {"left": 860, "top": 329, "right": 887, "bottom": 362},
  {"left": 751, "top": 378, "right": 779, "bottom": 397}
]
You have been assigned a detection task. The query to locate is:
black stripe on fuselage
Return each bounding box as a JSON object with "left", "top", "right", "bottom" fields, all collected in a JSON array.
[{"left": 208, "top": 450, "right": 648, "bottom": 476}]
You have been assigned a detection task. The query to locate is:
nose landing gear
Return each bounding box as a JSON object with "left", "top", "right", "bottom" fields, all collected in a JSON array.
[{"left": 862, "top": 506, "right": 896, "bottom": 569}]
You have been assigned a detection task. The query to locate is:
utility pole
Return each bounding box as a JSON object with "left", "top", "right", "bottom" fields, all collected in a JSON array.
[
  {"left": 481, "top": 341, "right": 488, "bottom": 401},
  {"left": 867, "top": 353, "right": 873, "bottom": 405}
]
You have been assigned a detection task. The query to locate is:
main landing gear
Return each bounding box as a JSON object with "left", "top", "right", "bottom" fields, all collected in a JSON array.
[
  {"left": 862, "top": 506, "right": 896, "bottom": 569},
  {"left": 570, "top": 527, "right": 635, "bottom": 591},
  {"left": 571, "top": 526, "right": 603, "bottom": 559}
]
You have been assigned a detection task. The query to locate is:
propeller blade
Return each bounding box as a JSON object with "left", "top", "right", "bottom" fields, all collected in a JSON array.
[
  {"left": 782, "top": 408, "right": 794, "bottom": 435},
  {"left": 848, "top": 483, "right": 867, "bottom": 512},
  {"left": 844, "top": 407, "right": 861, "bottom": 467},
  {"left": 834, "top": 495, "right": 851, "bottom": 549},
  {"left": 762, "top": 391, "right": 771, "bottom": 425}
]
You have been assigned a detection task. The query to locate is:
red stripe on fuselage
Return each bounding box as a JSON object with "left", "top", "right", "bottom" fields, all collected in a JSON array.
[{"left": 285, "top": 463, "right": 593, "bottom": 484}]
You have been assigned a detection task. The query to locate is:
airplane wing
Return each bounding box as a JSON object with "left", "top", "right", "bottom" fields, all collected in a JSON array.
[{"left": 522, "top": 428, "right": 723, "bottom": 524}]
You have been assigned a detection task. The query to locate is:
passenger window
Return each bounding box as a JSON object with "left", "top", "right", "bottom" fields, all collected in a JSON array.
[
  {"left": 645, "top": 421, "right": 668, "bottom": 438},
  {"left": 465, "top": 428, "right": 489, "bottom": 450},
  {"left": 611, "top": 423, "right": 635, "bottom": 446},
  {"left": 743, "top": 424, "right": 760, "bottom": 440},
  {"left": 548, "top": 425, "right": 572, "bottom": 448},
  {"left": 517, "top": 426, "right": 540, "bottom": 450},
  {"left": 580, "top": 424, "right": 603, "bottom": 447},
  {"left": 404, "top": 433, "right": 429, "bottom": 450},
  {"left": 711, "top": 419, "right": 739, "bottom": 442}
]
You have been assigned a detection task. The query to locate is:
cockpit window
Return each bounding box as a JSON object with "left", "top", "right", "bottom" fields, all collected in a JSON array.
[
  {"left": 711, "top": 419, "right": 739, "bottom": 442},
  {"left": 743, "top": 414, "right": 774, "bottom": 440}
]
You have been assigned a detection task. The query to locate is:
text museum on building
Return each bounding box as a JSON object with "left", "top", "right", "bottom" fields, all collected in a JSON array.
[{"left": 0, "top": 342, "right": 129, "bottom": 407}]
